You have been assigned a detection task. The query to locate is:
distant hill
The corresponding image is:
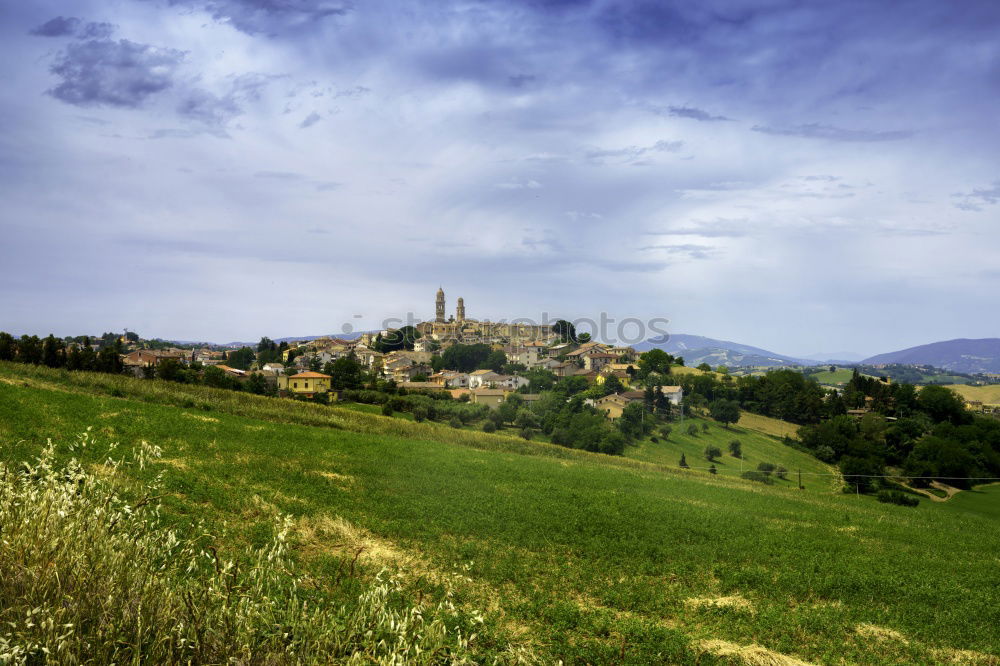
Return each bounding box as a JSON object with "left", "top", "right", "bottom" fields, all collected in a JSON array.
[
  {"left": 862, "top": 338, "right": 1000, "bottom": 374},
  {"left": 634, "top": 334, "right": 818, "bottom": 368}
]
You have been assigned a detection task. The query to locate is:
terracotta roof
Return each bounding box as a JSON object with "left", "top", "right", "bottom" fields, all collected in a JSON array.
[{"left": 291, "top": 371, "right": 331, "bottom": 378}]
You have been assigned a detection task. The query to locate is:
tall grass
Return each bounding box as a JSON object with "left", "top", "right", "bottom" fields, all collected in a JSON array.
[{"left": 0, "top": 430, "right": 487, "bottom": 664}]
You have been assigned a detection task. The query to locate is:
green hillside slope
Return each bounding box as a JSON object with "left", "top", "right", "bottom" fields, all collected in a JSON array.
[{"left": 1, "top": 362, "right": 998, "bottom": 664}]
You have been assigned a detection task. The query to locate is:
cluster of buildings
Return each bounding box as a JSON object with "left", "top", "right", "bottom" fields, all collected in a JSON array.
[{"left": 114, "top": 288, "right": 685, "bottom": 418}]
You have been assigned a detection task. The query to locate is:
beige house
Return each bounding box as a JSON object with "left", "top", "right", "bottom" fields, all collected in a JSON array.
[
  {"left": 470, "top": 388, "right": 508, "bottom": 410},
  {"left": 277, "top": 371, "right": 332, "bottom": 398}
]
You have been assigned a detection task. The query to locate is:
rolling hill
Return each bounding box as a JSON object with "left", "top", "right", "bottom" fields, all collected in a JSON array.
[
  {"left": 862, "top": 338, "right": 1000, "bottom": 374},
  {"left": 635, "top": 333, "right": 817, "bottom": 368},
  {"left": 1, "top": 361, "right": 998, "bottom": 664}
]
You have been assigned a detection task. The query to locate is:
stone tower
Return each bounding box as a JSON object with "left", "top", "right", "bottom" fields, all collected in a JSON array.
[
  {"left": 435, "top": 287, "right": 446, "bottom": 323},
  {"left": 456, "top": 297, "right": 465, "bottom": 323}
]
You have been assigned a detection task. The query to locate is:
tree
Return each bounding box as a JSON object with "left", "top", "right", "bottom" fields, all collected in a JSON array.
[
  {"left": 246, "top": 373, "right": 268, "bottom": 395},
  {"left": 16, "top": 335, "right": 42, "bottom": 365},
  {"left": 515, "top": 408, "right": 539, "bottom": 431},
  {"left": 226, "top": 347, "right": 256, "bottom": 371},
  {"left": 0, "top": 332, "right": 14, "bottom": 361},
  {"left": 440, "top": 343, "right": 492, "bottom": 373},
  {"left": 775, "top": 465, "right": 788, "bottom": 480},
  {"left": 376, "top": 326, "right": 421, "bottom": 353},
  {"left": 618, "top": 402, "right": 649, "bottom": 440},
  {"left": 42, "top": 335, "right": 65, "bottom": 368},
  {"left": 709, "top": 399, "right": 740, "bottom": 429},
  {"left": 637, "top": 349, "right": 673, "bottom": 378},
  {"left": 552, "top": 320, "right": 577, "bottom": 343},
  {"left": 602, "top": 374, "right": 624, "bottom": 396},
  {"left": 757, "top": 462, "right": 777, "bottom": 476},
  {"left": 709, "top": 464, "right": 717, "bottom": 475},
  {"left": 704, "top": 445, "right": 722, "bottom": 461},
  {"left": 728, "top": 439, "right": 743, "bottom": 458},
  {"left": 324, "top": 355, "right": 363, "bottom": 391},
  {"left": 679, "top": 453, "right": 689, "bottom": 468},
  {"left": 412, "top": 406, "right": 428, "bottom": 422},
  {"left": 660, "top": 425, "right": 672, "bottom": 440},
  {"left": 482, "top": 350, "right": 508, "bottom": 373},
  {"left": 686, "top": 423, "right": 698, "bottom": 436},
  {"left": 701, "top": 422, "right": 709, "bottom": 433},
  {"left": 576, "top": 332, "right": 592, "bottom": 343},
  {"left": 156, "top": 358, "right": 183, "bottom": 382},
  {"left": 916, "top": 385, "right": 969, "bottom": 425},
  {"left": 697, "top": 363, "right": 712, "bottom": 372}
]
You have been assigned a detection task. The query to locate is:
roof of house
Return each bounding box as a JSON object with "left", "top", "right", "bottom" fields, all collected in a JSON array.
[
  {"left": 470, "top": 369, "right": 495, "bottom": 376},
  {"left": 291, "top": 371, "right": 331, "bottom": 378},
  {"left": 472, "top": 388, "right": 507, "bottom": 396}
]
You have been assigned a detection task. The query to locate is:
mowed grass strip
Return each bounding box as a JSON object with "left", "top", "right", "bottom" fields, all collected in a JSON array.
[{"left": 1, "top": 367, "right": 999, "bottom": 664}]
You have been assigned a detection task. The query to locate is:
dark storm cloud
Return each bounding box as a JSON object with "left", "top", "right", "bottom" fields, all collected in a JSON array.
[
  {"left": 751, "top": 123, "right": 914, "bottom": 142},
  {"left": 47, "top": 39, "right": 184, "bottom": 108},
  {"left": 585, "top": 139, "right": 683, "bottom": 163},
  {"left": 170, "top": 0, "right": 350, "bottom": 34},
  {"left": 639, "top": 243, "right": 717, "bottom": 259},
  {"left": 645, "top": 219, "right": 750, "bottom": 238},
  {"left": 31, "top": 16, "right": 116, "bottom": 39},
  {"left": 299, "top": 111, "right": 321, "bottom": 128},
  {"left": 177, "top": 74, "right": 273, "bottom": 131},
  {"left": 662, "top": 105, "right": 732, "bottom": 122},
  {"left": 953, "top": 180, "right": 1000, "bottom": 212}
]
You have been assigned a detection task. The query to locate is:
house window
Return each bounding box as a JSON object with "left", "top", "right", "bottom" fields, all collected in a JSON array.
[{"left": 294, "top": 382, "right": 298, "bottom": 388}]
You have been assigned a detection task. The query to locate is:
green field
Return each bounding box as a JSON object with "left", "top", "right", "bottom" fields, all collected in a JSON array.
[
  {"left": 808, "top": 368, "right": 856, "bottom": 386},
  {"left": 1, "top": 362, "right": 999, "bottom": 664},
  {"left": 625, "top": 417, "right": 834, "bottom": 492},
  {"left": 945, "top": 384, "right": 1000, "bottom": 406}
]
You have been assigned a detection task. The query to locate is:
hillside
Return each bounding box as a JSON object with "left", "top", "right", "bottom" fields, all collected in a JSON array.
[
  {"left": 944, "top": 384, "right": 1000, "bottom": 406},
  {"left": 863, "top": 338, "right": 1000, "bottom": 374},
  {"left": 1, "top": 362, "right": 999, "bottom": 664},
  {"left": 636, "top": 334, "right": 815, "bottom": 368}
]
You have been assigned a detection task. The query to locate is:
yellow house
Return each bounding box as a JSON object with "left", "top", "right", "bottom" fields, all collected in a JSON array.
[
  {"left": 470, "top": 388, "right": 508, "bottom": 410},
  {"left": 278, "top": 371, "right": 332, "bottom": 398}
]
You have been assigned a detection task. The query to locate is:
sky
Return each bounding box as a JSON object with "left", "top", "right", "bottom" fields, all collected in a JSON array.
[{"left": 1, "top": 0, "right": 999, "bottom": 357}]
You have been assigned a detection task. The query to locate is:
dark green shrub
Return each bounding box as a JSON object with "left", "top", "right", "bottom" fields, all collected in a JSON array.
[{"left": 877, "top": 490, "right": 919, "bottom": 507}]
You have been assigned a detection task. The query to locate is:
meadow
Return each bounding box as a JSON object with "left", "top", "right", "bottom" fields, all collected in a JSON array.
[
  {"left": 1, "top": 362, "right": 998, "bottom": 664},
  {"left": 945, "top": 384, "right": 1000, "bottom": 406}
]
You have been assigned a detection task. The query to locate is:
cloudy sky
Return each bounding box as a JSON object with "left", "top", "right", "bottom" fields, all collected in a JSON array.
[{"left": 1, "top": 0, "right": 999, "bottom": 356}]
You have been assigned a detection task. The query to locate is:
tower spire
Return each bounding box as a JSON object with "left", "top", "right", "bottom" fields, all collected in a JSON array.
[{"left": 435, "top": 287, "right": 446, "bottom": 323}]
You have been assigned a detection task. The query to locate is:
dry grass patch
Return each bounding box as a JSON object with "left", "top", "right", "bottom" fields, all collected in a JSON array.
[
  {"left": 310, "top": 470, "right": 356, "bottom": 486},
  {"left": 931, "top": 648, "right": 1000, "bottom": 665},
  {"left": 855, "top": 623, "right": 908, "bottom": 643},
  {"left": 694, "top": 639, "right": 814, "bottom": 666},
  {"left": 685, "top": 595, "right": 755, "bottom": 613},
  {"left": 181, "top": 412, "right": 219, "bottom": 423}
]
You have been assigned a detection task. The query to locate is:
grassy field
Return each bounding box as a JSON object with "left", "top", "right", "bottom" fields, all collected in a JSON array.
[
  {"left": 807, "top": 368, "right": 856, "bottom": 386},
  {"left": 736, "top": 410, "right": 802, "bottom": 439},
  {"left": 944, "top": 384, "right": 1000, "bottom": 406},
  {"left": 1, "top": 362, "right": 999, "bottom": 664},
  {"left": 624, "top": 416, "right": 833, "bottom": 492}
]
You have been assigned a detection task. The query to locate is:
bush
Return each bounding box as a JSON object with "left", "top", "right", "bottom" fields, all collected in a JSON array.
[
  {"left": 519, "top": 428, "right": 533, "bottom": 440},
  {"left": 686, "top": 424, "right": 698, "bottom": 436},
  {"left": 482, "top": 421, "right": 497, "bottom": 433},
  {"left": 704, "top": 445, "right": 722, "bottom": 461},
  {"left": 381, "top": 403, "right": 393, "bottom": 417},
  {"left": 741, "top": 470, "right": 774, "bottom": 485},
  {"left": 775, "top": 465, "right": 788, "bottom": 480},
  {"left": 412, "top": 406, "right": 428, "bottom": 422},
  {"left": 449, "top": 416, "right": 462, "bottom": 429},
  {"left": 877, "top": 490, "right": 920, "bottom": 507},
  {"left": 709, "top": 464, "right": 717, "bottom": 475},
  {"left": 660, "top": 426, "right": 672, "bottom": 439},
  {"left": 650, "top": 436, "right": 659, "bottom": 443},
  {"left": 757, "top": 462, "right": 777, "bottom": 476},
  {"left": 728, "top": 439, "right": 742, "bottom": 458}
]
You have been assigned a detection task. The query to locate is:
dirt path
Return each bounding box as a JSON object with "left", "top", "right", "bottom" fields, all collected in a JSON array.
[{"left": 897, "top": 480, "right": 961, "bottom": 502}]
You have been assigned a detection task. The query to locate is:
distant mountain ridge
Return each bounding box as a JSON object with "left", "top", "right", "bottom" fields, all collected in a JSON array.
[
  {"left": 862, "top": 338, "right": 1000, "bottom": 374},
  {"left": 635, "top": 334, "right": 821, "bottom": 368}
]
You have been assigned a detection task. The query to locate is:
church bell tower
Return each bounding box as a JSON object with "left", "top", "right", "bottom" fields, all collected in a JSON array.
[
  {"left": 456, "top": 297, "right": 465, "bottom": 323},
  {"left": 435, "top": 287, "right": 446, "bottom": 323}
]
